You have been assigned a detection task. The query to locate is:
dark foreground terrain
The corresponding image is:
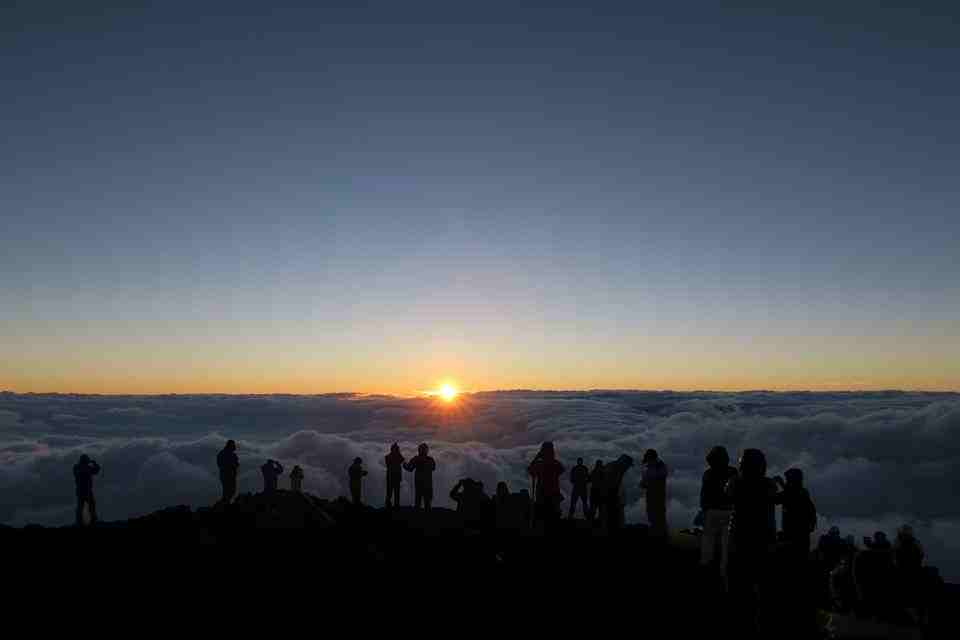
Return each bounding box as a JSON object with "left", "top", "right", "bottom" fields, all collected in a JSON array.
[{"left": 3, "top": 491, "right": 954, "bottom": 638}]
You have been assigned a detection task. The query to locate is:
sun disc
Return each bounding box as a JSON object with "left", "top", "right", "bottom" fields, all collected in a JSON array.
[{"left": 439, "top": 383, "right": 458, "bottom": 402}]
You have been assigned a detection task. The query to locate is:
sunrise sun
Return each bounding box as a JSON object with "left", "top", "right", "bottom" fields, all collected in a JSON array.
[{"left": 438, "top": 383, "right": 458, "bottom": 402}]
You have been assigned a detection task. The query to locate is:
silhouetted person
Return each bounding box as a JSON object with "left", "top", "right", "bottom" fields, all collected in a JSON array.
[
  {"left": 596, "top": 454, "right": 634, "bottom": 532},
  {"left": 73, "top": 454, "right": 100, "bottom": 526},
  {"left": 818, "top": 526, "right": 844, "bottom": 571},
  {"left": 588, "top": 460, "right": 605, "bottom": 522},
  {"left": 855, "top": 531, "right": 896, "bottom": 620},
  {"left": 773, "top": 468, "right": 817, "bottom": 556},
  {"left": 261, "top": 459, "right": 283, "bottom": 494},
  {"left": 726, "top": 448, "right": 778, "bottom": 632},
  {"left": 384, "top": 442, "right": 404, "bottom": 507},
  {"left": 527, "top": 441, "right": 565, "bottom": 528},
  {"left": 348, "top": 457, "right": 368, "bottom": 505},
  {"left": 700, "top": 445, "right": 737, "bottom": 582},
  {"left": 450, "top": 478, "right": 489, "bottom": 528},
  {"left": 641, "top": 449, "right": 669, "bottom": 540},
  {"left": 568, "top": 457, "right": 590, "bottom": 519},
  {"left": 216, "top": 439, "right": 239, "bottom": 505},
  {"left": 290, "top": 465, "right": 304, "bottom": 492},
  {"left": 830, "top": 549, "right": 858, "bottom": 613},
  {"left": 403, "top": 443, "right": 436, "bottom": 510}
]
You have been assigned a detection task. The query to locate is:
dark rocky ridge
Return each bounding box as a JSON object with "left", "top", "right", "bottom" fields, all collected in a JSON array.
[{"left": 3, "top": 492, "right": 953, "bottom": 637}]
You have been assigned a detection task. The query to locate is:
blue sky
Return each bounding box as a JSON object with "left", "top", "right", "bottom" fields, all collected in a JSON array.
[{"left": 2, "top": 1, "right": 958, "bottom": 392}]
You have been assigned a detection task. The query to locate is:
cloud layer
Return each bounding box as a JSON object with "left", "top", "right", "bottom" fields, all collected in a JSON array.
[{"left": 1, "top": 390, "right": 958, "bottom": 580}]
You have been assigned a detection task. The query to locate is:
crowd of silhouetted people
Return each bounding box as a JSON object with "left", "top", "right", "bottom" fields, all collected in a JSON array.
[{"left": 71, "top": 438, "right": 941, "bottom": 632}]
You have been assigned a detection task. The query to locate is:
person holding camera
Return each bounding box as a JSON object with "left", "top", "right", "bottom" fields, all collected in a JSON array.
[
  {"left": 73, "top": 454, "right": 101, "bottom": 526},
  {"left": 261, "top": 459, "right": 284, "bottom": 494}
]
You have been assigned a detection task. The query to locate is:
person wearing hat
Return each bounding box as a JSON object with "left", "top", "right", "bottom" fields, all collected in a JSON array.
[
  {"left": 641, "top": 449, "right": 669, "bottom": 540},
  {"left": 73, "top": 454, "right": 101, "bottom": 526},
  {"left": 403, "top": 443, "right": 437, "bottom": 510},
  {"left": 348, "top": 457, "right": 368, "bottom": 505}
]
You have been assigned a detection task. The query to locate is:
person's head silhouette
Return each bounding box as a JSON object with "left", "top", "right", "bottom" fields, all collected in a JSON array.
[
  {"left": 225, "top": 439, "right": 236, "bottom": 452},
  {"left": 354, "top": 457, "right": 362, "bottom": 465},
  {"left": 577, "top": 457, "right": 584, "bottom": 465},
  {"left": 496, "top": 481, "right": 509, "bottom": 500},
  {"left": 78, "top": 454, "right": 90, "bottom": 465},
  {"left": 390, "top": 442, "right": 400, "bottom": 453},
  {"left": 418, "top": 443, "right": 429, "bottom": 456},
  {"left": 706, "top": 445, "right": 730, "bottom": 469},
  {"left": 539, "top": 441, "right": 555, "bottom": 461},
  {"left": 738, "top": 448, "right": 767, "bottom": 479},
  {"left": 784, "top": 467, "right": 804, "bottom": 487},
  {"left": 642, "top": 449, "right": 659, "bottom": 464}
]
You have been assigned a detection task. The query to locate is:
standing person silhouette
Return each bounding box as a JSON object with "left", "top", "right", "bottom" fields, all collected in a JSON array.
[
  {"left": 598, "top": 454, "right": 634, "bottom": 531},
  {"left": 403, "top": 443, "right": 436, "bottom": 510},
  {"left": 726, "top": 448, "right": 778, "bottom": 634},
  {"left": 261, "top": 459, "right": 283, "bottom": 494},
  {"left": 527, "top": 441, "right": 565, "bottom": 529},
  {"left": 384, "top": 443, "right": 405, "bottom": 507},
  {"left": 641, "top": 449, "right": 669, "bottom": 541},
  {"left": 700, "top": 446, "right": 738, "bottom": 585},
  {"left": 589, "top": 460, "right": 605, "bottom": 522},
  {"left": 217, "top": 440, "right": 239, "bottom": 505},
  {"left": 773, "top": 468, "right": 817, "bottom": 556},
  {"left": 348, "top": 457, "right": 368, "bottom": 505},
  {"left": 290, "top": 465, "right": 304, "bottom": 493},
  {"left": 73, "top": 454, "right": 101, "bottom": 526},
  {"left": 568, "top": 457, "right": 590, "bottom": 519}
]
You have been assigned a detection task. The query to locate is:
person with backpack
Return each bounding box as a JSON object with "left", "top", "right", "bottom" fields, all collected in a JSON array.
[
  {"left": 773, "top": 468, "right": 817, "bottom": 557},
  {"left": 568, "top": 457, "right": 590, "bottom": 519}
]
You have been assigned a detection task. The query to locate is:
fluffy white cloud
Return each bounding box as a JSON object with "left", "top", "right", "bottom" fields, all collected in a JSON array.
[{"left": 1, "top": 391, "right": 958, "bottom": 580}]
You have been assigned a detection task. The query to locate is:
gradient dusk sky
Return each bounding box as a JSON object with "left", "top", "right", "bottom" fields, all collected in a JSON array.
[{"left": 3, "top": 1, "right": 958, "bottom": 394}]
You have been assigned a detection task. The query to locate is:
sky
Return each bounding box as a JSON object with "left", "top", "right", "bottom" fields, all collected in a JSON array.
[
  {"left": 2, "top": 1, "right": 959, "bottom": 394},
  {"left": 3, "top": 390, "right": 959, "bottom": 580}
]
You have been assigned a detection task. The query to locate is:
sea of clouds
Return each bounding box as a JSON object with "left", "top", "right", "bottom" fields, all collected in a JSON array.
[{"left": 1, "top": 390, "right": 958, "bottom": 580}]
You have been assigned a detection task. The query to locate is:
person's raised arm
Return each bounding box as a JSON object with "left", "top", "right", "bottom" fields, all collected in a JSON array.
[{"left": 91, "top": 462, "right": 101, "bottom": 475}]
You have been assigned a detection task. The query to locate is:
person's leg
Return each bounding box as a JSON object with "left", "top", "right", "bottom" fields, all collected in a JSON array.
[
  {"left": 702, "top": 509, "right": 717, "bottom": 566},
  {"left": 718, "top": 510, "right": 732, "bottom": 588},
  {"left": 76, "top": 496, "right": 85, "bottom": 526},
  {"left": 88, "top": 494, "right": 98, "bottom": 524},
  {"left": 568, "top": 492, "right": 576, "bottom": 519}
]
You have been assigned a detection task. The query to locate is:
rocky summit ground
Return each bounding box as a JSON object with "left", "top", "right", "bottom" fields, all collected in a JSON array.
[{"left": 3, "top": 491, "right": 953, "bottom": 638}]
